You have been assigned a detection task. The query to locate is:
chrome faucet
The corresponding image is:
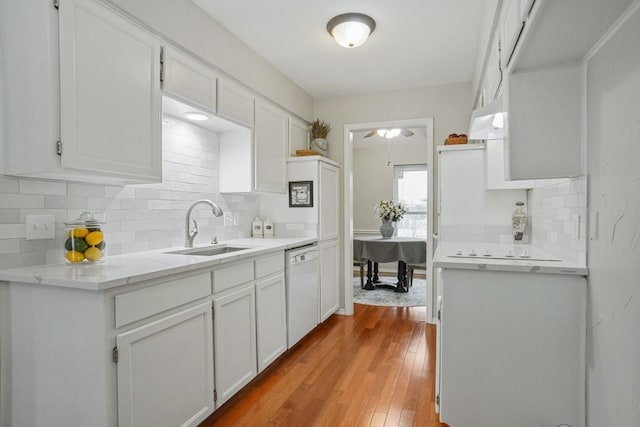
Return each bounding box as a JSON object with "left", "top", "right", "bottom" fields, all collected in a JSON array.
[{"left": 184, "top": 199, "right": 224, "bottom": 247}]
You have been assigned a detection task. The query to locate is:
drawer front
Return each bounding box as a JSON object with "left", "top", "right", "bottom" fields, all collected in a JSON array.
[
  {"left": 255, "top": 252, "right": 284, "bottom": 279},
  {"left": 212, "top": 261, "right": 254, "bottom": 293},
  {"left": 115, "top": 272, "right": 211, "bottom": 328}
]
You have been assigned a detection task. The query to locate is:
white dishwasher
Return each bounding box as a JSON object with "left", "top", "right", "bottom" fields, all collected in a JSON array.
[{"left": 285, "top": 244, "right": 319, "bottom": 349}]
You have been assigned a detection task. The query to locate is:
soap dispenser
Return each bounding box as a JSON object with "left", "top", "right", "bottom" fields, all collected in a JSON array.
[{"left": 252, "top": 217, "right": 263, "bottom": 237}]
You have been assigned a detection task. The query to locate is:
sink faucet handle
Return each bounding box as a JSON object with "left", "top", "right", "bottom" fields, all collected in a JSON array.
[
  {"left": 211, "top": 235, "right": 218, "bottom": 244},
  {"left": 189, "top": 219, "right": 199, "bottom": 238}
]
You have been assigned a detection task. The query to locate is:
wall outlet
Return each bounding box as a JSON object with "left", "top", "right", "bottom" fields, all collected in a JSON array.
[
  {"left": 223, "top": 212, "right": 234, "bottom": 227},
  {"left": 26, "top": 215, "right": 55, "bottom": 240},
  {"left": 572, "top": 214, "right": 581, "bottom": 239},
  {"left": 233, "top": 212, "right": 240, "bottom": 226}
]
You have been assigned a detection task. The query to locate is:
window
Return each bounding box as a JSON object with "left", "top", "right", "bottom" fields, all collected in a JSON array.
[{"left": 393, "top": 164, "right": 427, "bottom": 238}]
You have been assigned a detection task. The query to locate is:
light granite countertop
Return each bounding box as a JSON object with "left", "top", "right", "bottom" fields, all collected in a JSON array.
[
  {"left": 0, "top": 237, "right": 317, "bottom": 291},
  {"left": 433, "top": 242, "right": 588, "bottom": 276}
]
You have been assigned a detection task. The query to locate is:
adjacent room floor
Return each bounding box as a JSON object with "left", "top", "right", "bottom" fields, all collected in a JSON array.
[{"left": 202, "top": 304, "right": 446, "bottom": 427}]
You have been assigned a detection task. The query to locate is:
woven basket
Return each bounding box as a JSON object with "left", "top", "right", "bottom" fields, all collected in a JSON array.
[
  {"left": 444, "top": 136, "right": 468, "bottom": 145},
  {"left": 296, "top": 149, "right": 321, "bottom": 156}
]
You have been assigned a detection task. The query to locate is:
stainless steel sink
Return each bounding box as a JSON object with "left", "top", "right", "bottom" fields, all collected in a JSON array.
[{"left": 164, "top": 245, "right": 250, "bottom": 256}]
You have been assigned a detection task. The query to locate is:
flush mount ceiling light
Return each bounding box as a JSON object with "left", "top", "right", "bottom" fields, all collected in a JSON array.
[
  {"left": 183, "top": 112, "right": 209, "bottom": 121},
  {"left": 327, "top": 13, "right": 376, "bottom": 48}
]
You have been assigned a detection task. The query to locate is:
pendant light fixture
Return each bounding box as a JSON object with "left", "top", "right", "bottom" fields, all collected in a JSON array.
[{"left": 327, "top": 13, "right": 376, "bottom": 48}]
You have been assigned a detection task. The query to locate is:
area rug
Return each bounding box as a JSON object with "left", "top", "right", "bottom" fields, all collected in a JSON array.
[{"left": 352, "top": 277, "right": 427, "bottom": 307}]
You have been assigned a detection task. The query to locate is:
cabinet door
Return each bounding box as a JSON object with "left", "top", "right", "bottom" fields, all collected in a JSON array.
[
  {"left": 505, "top": 64, "right": 583, "bottom": 179},
  {"left": 289, "top": 116, "right": 310, "bottom": 156},
  {"left": 213, "top": 283, "right": 257, "bottom": 407},
  {"left": 163, "top": 47, "right": 217, "bottom": 113},
  {"left": 254, "top": 99, "right": 288, "bottom": 193},
  {"left": 58, "top": 0, "right": 162, "bottom": 182},
  {"left": 217, "top": 77, "right": 254, "bottom": 128},
  {"left": 116, "top": 302, "right": 215, "bottom": 427},
  {"left": 255, "top": 273, "right": 287, "bottom": 372},
  {"left": 319, "top": 238, "right": 340, "bottom": 322},
  {"left": 501, "top": 0, "right": 523, "bottom": 69},
  {"left": 319, "top": 162, "right": 340, "bottom": 240}
]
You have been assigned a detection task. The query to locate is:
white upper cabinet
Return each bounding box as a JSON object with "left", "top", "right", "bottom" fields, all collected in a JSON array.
[
  {"left": 162, "top": 47, "right": 218, "bottom": 113},
  {"left": 59, "top": 0, "right": 162, "bottom": 182},
  {"left": 217, "top": 77, "right": 255, "bottom": 128},
  {"left": 254, "top": 99, "right": 289, "bottom": 193},
  {"left": 485, "top": 140, "right": 534, "bottom": 189},
  {"left": 501, "top": 0, "right": 524, "bottom": 69},
  {"left": 504, "top": 63, "right": 583, "bottom": 180},
  {"left": 0, "top": 0, "right": 162, "bottom": 184},
  {"left": 288, "top": 116, "right": 310, "bottom": 156}
]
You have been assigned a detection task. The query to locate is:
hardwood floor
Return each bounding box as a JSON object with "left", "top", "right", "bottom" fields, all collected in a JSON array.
[{"left": 201, "top": 304, "right": 447, "bottom": 427}]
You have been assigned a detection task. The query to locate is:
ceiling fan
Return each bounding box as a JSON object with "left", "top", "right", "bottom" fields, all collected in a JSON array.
[{"left": 364, "top": 128, "right": 414, "bottom": 139}]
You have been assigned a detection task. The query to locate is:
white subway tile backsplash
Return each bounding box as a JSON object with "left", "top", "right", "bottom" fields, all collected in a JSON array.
[
  {"left": 0, "top": 239, "right": 20, "bottom": 254},
  {"left": 0, "top": 209, "right": 21, "bottom": 223},
  {"left": 0, "top": 224, "right": 25, "bottom": 239},
  {"left": 529, "top": 175, "right": 587, "bottom": 264},
  {"left": 0, "top": 194, "right": 45, "bottom": 209},
  {"left": 19, "top": 179, "right": 67, "bottom": 196},
  {"left": 0, "top": 117, "right": 259, "bottom": 269},
  {"left": 0, "top": 177, "right": 19, "bottom": 193}
]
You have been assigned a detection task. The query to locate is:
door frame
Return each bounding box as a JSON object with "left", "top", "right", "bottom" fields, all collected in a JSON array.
[{"left": 342, "top": 118, "right": 436, "bottom": 322}]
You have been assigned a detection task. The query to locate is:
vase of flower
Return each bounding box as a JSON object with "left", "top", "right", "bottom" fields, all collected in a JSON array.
[
  {"left": 310, "top": 119, "right": 330, "bottom": 156},
  {"left": 374, "top": 200, "right": 407, "bottom": 239},
  {"left": 379, "top": 219, "right": 395, "bottom": 239}
]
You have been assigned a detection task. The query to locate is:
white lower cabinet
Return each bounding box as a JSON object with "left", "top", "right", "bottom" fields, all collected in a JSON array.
[
  {"left": 319, "top": 238, "right": 340, "bottom": 322},
  {"left": 438, "top": 268, "right": 586, "bottom": 427},
  {"left": 116, "top": 302, "right": 215, "bottom": 427},
  {"left": 213, "top": 282, "right": 257, "bottom": 408},
  {"left": 255, "top": 273, "right": 287, "bottom": 372}
]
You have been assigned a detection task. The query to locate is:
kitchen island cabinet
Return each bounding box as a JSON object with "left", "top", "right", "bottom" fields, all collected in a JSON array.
[{"left": 0, "top": 0, "right": 162, "bottom": 184}]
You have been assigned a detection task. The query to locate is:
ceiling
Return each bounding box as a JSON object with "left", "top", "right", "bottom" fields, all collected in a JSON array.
[{"left": 192, "top": 0, "right": 498, "bottom": 98}]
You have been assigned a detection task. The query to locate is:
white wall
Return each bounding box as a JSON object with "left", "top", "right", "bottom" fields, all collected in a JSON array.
[
  {"left": 106, "top": 0, "right": 313, "bottom": 121},
  {"left": 0, "top": 119, "right": 259, "bottom": 269},
  {"left": 353, "top": 143, "right": 428, "bottom": 232},
  {"left": 585, "top": 4, "right": 640, "bottom": 425}
]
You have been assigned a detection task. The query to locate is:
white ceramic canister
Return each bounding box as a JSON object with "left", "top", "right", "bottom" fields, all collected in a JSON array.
[
  {"left": 263, "top": 218, "right": 274, "bottom": 237},
  {"left": 252, "top": 217, "right": 263, "bottom": 237}
]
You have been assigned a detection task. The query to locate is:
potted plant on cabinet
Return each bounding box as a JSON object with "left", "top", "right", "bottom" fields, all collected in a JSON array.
[{"left": 310, "top": 119, "right": 330, "bottom": 156}]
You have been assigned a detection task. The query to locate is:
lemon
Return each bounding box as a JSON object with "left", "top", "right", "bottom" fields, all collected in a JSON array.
[
  {"left": 84, "top": 247, "right": 103, "bottom": 262},
  {"left": 69, "top": 228, "right": 90, "bottom": 238},
  {"left": 66, "top": 250, "right": 85, "bottom": 263},
  {"left": 85, "top": 231, "right": 103, "bottom": 246}
]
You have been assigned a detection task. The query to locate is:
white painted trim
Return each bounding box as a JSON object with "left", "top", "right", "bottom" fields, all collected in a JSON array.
[
  {"left": 343, "top": 118, "right": 435, "bottom": 322},
  {"left": 584, "top": 0, "right": 640, "bottom": 62}
]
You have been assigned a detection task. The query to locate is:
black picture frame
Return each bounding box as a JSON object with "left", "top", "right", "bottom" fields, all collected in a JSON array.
[{"left": 289, "top": 181, "right": 313, "bottom": 207}]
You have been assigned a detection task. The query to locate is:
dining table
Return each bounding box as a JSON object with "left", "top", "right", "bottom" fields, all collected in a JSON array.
[{"left": 353, "top": 236, "right": 427, "bottom": 293}]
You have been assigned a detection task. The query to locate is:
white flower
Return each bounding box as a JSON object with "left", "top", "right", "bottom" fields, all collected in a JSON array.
[{"left": 374, "top": 200, "right": 407, "bottom": 222}]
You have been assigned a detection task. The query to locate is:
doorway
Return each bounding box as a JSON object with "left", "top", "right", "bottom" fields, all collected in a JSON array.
[{"left": 342, "top": 118, "right": 436, "bottom": 322}]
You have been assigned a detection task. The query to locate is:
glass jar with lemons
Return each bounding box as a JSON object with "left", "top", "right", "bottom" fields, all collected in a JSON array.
[{"left": 63, "top": 211, "right": 106, "bottom": 264}]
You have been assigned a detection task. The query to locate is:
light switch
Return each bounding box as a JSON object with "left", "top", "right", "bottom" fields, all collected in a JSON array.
[
  {"left": 223, "top": 212, "right": 234, "bottom": 227},
  {"left": 26, "top": 215, "right": 55, "bottom": 240}
]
